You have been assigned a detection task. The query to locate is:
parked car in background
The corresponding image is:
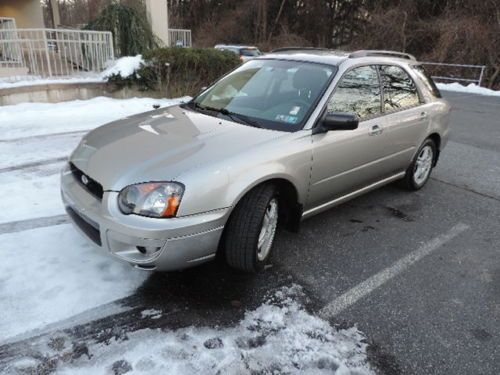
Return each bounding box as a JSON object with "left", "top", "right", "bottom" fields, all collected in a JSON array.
[
  {"left": 62, "top": 49, "right": 450, "bottom": 274},
  {"left": 214, "top": 44, "right": 263, "bottom": 61}
]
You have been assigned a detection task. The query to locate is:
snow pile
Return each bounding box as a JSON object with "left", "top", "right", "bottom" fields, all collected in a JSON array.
[
  {"left": 437, "top": 82, "right": 500, "bottom": 97},
  {"left": 0, "top": 55, "right": 144, "bottom": 88},
  {"left": 51, "top": 286, "right": 373, "bottom": 375},
  {"left": 0, "top": 224, "right": 148, "bottom": 341},
  {"left": 101, "top": 55, "right": 144, "bottom": 79}
]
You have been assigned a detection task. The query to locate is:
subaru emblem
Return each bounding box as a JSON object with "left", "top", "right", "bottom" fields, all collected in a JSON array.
[{"left": 81, "top": 174, "right": 89, "bottom": 185}]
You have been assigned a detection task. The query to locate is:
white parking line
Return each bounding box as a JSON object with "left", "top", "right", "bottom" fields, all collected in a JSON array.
[{"left": 319, "top": 223, "right": 470, "bottom": 319}]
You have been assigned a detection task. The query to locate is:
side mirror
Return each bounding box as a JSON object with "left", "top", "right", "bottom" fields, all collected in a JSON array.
[{"left": 314, "top": 112, "right": 359, "bottom": 134}]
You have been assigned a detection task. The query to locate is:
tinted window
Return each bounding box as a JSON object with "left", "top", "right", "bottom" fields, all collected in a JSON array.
[
  {"left": 327, "top": 65, "right": 381, "bottom": 119},
  {"left": 412, "top": 65, "right": 441, "bottom": 98},
  {"left": 380, "top": 65, "right": 420, "bottom": 111}
]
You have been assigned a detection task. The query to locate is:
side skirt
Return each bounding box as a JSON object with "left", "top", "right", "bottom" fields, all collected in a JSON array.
[{"left": 301, "top": 172, "right": 405, "bottom": 220}]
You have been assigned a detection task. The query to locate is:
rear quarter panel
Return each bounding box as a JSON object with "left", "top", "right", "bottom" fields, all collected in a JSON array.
[
  {"left": 430, "top": 99, "right": 451, "bottom": 149},
  {"left": 407, "top": 64, "right": 452, "bottom": 151}
]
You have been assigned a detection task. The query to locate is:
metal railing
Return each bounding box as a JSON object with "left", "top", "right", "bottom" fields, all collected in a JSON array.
[
  {"left": 169, "top": 29, "right": 192, "bottom": 47},
  {"left": 0, "top": 28, "right": 114, "bottom": 78},
  {"left": 0, "top": 17, "right": 16, "bottom": 29},
  {"left": 421, "top": 62, "right": 487, "bottom": 86},
  {"left": 0, "top": 17, "right": 24, "bottom": 69}
]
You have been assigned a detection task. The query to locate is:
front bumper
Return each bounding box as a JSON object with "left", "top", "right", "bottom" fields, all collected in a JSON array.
[{"left": 60, "top": 165, "right": 229, "bottom": 271}]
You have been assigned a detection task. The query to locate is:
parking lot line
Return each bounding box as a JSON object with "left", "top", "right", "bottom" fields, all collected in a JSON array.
[{"left": 319, "top": 223, "right": 470, "bottom": 319}]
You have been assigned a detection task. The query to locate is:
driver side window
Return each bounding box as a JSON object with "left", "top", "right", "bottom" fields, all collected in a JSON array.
[{"left": 327, "top": 65, "right": 381, "bottom": 120}]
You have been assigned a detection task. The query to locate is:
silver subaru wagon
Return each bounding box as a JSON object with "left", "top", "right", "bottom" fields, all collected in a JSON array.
[{"left": 61, "top": 49, "right": 450, "bottom": 272}]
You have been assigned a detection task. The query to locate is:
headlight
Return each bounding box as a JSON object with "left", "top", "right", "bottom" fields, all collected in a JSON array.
[{"left": 118, "top": 182, "right": 184, "bottom": 218}]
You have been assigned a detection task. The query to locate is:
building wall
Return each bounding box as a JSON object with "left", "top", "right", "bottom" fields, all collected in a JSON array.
[
  {"left": 0, "top": 0, "right": 44, "bottom": 28},
  {"left": 145, "top": 0, "right": 169, "bottom": 46}
]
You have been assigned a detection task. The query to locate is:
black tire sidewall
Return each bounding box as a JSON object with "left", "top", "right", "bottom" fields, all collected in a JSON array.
[{"left": 224, "top": 184, "right": 278, "bottom": 272}]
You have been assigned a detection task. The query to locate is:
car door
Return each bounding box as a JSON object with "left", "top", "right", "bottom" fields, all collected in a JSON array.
[
  {"left": 376, "top": 64, "right": 431, "bottom": 173},
  {"left": 308, "top": 65, "right": 393, "bottom": 210}
]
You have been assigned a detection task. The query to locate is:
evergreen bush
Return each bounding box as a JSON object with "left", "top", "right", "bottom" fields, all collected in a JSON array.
[
  {"left": 110, "top": 47, "right": 241, "bottom": 97},
  {"left": 85, "top": 3, "right": 157, "bottom": 56}
]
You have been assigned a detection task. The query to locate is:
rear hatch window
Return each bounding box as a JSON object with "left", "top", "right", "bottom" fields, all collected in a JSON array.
[{"left": 412, "top": 65, "right": 442, "bottom": 98}]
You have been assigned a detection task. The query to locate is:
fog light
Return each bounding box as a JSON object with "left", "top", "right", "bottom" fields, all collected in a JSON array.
[{"left": 136, "top": 246, "right": 161, "bottom": 255}]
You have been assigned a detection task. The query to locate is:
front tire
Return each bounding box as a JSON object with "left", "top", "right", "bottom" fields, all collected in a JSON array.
[
  {"left": 401, "top": 138, "right": 436, "bottom": 190},
  {"left": 224, "top": 184, "right": 279, "bottom": 273}
]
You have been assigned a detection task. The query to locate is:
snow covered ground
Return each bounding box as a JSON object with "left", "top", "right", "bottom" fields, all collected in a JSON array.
[
  {"left": 0, "top": 224, "right": 147, "bottom": 340},
  {"left": 0, "top": 97, "right": 189, "bottom": 224},
  {"left": 0, "top": 96, "right": 189, "bottom": 141},
  {"left": 0, "top": 96, "right": 186, "bottom": 339},
  {"left": 7, "top": 286, "right": 373, "bottom": 375},
  {"left": 0, "top": 96, "right": 372, "bottom": 373}
]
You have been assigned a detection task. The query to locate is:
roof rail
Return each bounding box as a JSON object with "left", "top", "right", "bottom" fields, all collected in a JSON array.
[
  {"left": 349, "top": 50, "right": 416, "bottom": 61},
  {"left": 271, "top": 47, "right": 330, "bottom": 53}
]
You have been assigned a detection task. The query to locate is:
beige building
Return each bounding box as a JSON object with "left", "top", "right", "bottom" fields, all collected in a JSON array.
[
  {"left": 0, "top": 0, "right": 190, "bottom": 80},
  {"left": 0, "top": 0, "right": 45, "bottom": 28},
  {"left": 0, "top": 0, "right": 178, "bottom": 46}
]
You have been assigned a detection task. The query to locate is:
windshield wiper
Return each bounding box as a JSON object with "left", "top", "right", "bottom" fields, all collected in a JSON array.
[
  {"left": 219, "top": 108, "right": 262, "bottom": 128},
  {"left": 189, "top": 101, "right": 217, "bottom": 112},
  {"left": 190, "top": 102, "right": 261, "bottom": 128}
]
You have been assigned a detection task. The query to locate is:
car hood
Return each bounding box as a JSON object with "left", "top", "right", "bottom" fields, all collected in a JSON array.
[{"left": 71, "top": 105, "right": 284, "bottom": 190}]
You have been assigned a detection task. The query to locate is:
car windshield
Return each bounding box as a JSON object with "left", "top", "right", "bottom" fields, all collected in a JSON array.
[
  {"left": 190, "top": 59, "right": 336, "bottom": 132},
  {"left": 240, "top": 48, "right": 261, "bottom": 56}
]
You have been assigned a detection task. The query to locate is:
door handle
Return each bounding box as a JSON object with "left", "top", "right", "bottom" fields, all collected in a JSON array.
[
  {"left": 369, "top": 125, "right": 383, "bottom": 136},
  {"left": 420, "top": 111, "right": 428, "bottom": 118}
]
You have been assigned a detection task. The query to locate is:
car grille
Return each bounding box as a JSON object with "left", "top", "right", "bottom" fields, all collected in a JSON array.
[
  {"left": 69, "top": 162, "right": 104, "bottom": 200},
  {"left": 65, "top": 206, "right": 102, "bottom": 246}
]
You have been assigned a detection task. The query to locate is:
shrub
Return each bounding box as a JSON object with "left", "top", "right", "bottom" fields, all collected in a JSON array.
[{"left": 135, "top": 47, "right": 241, "bottom": 97}]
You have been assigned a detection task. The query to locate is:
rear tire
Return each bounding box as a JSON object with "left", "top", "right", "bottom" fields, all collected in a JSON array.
[
  {"left": 401, "top": 138, "right": 436, "bottom": 191},
  {"left": 224, "top": 184, "right": 278, "bottom": 273}
]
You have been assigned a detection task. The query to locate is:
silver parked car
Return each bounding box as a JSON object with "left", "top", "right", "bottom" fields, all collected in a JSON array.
[
  {"left": 61, "top": 49, "right": 450, "bottom": 272},
  {"left": 214, "top": 44, "right": 263, "bottom": 61}
]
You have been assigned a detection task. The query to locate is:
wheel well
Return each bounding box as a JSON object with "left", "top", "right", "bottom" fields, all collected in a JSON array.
[
  {"left": 231, "top": 179, "right": 302, "bottom": 233},
  {"left": 217, "top": 178, "right": 302, "bottom": 258},
  {"left": 428, "top": 133, "right": 441, "bottom": 166},
  {"left": 271, "top": 179, "right": 302, "bottom": 232}
]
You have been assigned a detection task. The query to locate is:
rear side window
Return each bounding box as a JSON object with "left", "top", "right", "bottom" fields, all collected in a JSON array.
[
  {"left": 379, "top": 65, "right": 420, "bottom": 111},
  {"left": 327, "top": 65, "right": 381, "bottom": 119},
  {"left": 412, "top": 65, "right": 442, "bottom": 98}
]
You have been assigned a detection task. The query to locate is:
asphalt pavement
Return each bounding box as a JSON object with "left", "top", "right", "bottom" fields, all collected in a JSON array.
[{"left": 1, "top": 91, "right": 499, "bottom": 374}]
